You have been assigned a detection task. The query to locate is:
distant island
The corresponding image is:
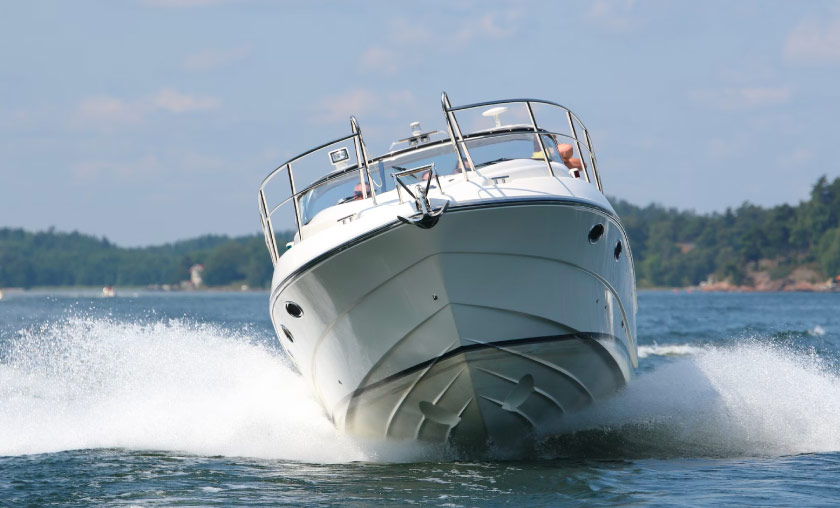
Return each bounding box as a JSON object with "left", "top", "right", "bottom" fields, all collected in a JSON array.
[
  {"left": 2, "top": 175, "right": 839, "bottom": 291},
  {"left": 0, "top": 229, "right": 293, "bottom": 291},
  {"left": 613, "top": 175, "right": 840, "bottom": 291}
]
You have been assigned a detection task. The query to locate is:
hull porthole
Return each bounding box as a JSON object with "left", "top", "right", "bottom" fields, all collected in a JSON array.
[
  {"left": 281, "top": 324, "right": 294, "bottom": 342},
  {"left": 285, "top": 301, "right": 304, "bottom": 318},
  {"left": 614, "top": 241, "right": 623, "bottom": 260},
  {"left": 588, "top": 224, "right": 605, "bottom": 244}
]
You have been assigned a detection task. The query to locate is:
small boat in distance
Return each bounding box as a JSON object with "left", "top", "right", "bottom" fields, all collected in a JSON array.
[
  {"left": 102, "top": 286, "right": 116, "bottom": 298},
  {"left": 257, "top": 93, "right": 637, "bottom": 448}
]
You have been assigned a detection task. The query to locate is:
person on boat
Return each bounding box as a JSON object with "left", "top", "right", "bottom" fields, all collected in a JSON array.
[
  {"left": 557, "top": 143, "right": 584, "bottom": 177},
  {"left": 352, "top": 182, "right": 371, "bottom": 200},
  {"left": 531, "top": 136, "right": 583, "bottom": 177}
]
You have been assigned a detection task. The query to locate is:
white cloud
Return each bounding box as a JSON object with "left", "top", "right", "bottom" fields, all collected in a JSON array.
[
  {"left": 586, "top": 0, "right": 639, "bottom": 32},
  {"left": 689, "top": 86, "right": 791, "bottom": 110},
  {"left": 182, "top": 45, "right": 252, "bottom": 72},
  {"left": 451, "top": 11, "right": 521, "bottom": 45},
  {"left": 78, "top": 96, "right": 145, "bottom": 125},
  {"left": 75, "top": 88, "right": 220, "bottom": 128},
  {"left": 313, "top": 89, "right": 417, "bottom": 125},
  {"left": 730, "top": 87, "right": 791, "bottom": 107},
  {"left": 360, "top": 47, "right": 398, "bottom": 75},
  {"left": 151, "top": 88, "right": 220, "bottom": 113},
  {"left": 784, "top": 16, "right": 840, "bottom": 65},
  {"left": 0, "top": 107, "right": 54, "bottom": 131},
  {"left": 141, "top": 0, "right": 231, "bottom": 8},
  {"left": 386, "top": 18, "right": 434, "bottom": 47},
  {"left": 72, "top": 151, "right": 229, "bottom": 181},
  {"left": 180, "top": 152, "right": 227, "bottom": 173},
  {"left": 72, "top": 155, "right": 162, "bottom": 180},
  {"left": 779, "top": 148, "right": 814, "bottom": 167},
  {"left": 359, "top": 8, "right": 523, "bottom": 76},
  {"left": 706, "top": 137, "right": 742, "bottom": 160}
]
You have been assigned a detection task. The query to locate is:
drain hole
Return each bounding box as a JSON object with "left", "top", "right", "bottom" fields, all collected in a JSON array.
[
  {"left": 614, "top": 241, "right": 623, "bottom": 260},
  {"left": 285, "top": 301, "right": 304, "bottom": 318},
  {"left": 588, "top": 224, "right": 605, "bottom": 244},
  {"left": 281, "top": 324, "right": 294, "bottom": 343}
]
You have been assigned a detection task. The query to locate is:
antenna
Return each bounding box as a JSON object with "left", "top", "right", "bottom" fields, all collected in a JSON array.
[{"left": 482, "top": 106, "right": 509, "bottom": 128}]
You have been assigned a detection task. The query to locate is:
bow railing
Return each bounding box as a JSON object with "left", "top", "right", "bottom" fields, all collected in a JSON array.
[
  {"left": 258, "top": 93, "right": 602, "bottom": 266},
  {"left": 440, "top": 93, "right": 602, "bottom": 191},
  {"left": 258, "top": 117, "right": 373, "bottom": 265}
]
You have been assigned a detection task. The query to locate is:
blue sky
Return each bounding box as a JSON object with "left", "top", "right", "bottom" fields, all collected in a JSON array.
[{"left": 1, "top": 0, "right": 839, "bottom": 246}]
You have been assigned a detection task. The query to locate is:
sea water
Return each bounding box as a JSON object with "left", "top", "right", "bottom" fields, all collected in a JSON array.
[{"left": 1, "top": 290, "right": 840, "bottom": 506}]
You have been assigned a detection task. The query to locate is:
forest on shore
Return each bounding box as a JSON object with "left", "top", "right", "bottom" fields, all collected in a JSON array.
[
  {"left": 614, "top": 175, "right": 840, "bottom": 288},
  {"left": 0, "top": 230, "right": 292, "bottom": 289},
  {"left": 2, "top": 176, "right": 840, "bottom": 290}
]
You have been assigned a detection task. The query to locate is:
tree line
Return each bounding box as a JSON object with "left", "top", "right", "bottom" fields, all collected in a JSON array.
[
  {"left": 0, "top": 229, "right": 291, "bottom": 289},
  {"left": 2, "top": 175, "right": 839, "bottom": 289},
  {"left": 614, "top": 175, "right": 840, "bottom": 287}
]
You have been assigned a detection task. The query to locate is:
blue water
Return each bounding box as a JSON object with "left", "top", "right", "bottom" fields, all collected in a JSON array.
[{"left": 2, "top": 290, "right": 840, "bottom": 506}]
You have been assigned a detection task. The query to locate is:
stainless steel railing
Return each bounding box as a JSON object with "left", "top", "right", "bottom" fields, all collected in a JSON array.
[
  {"left": 258, "top": 116, "right": 374, "bottom": 265},
  {"left": 259, "top": 93, "right": 602, "bottom": 266},
  {"left": 439, "top": 93, "right": 602, "bottom": 191}
]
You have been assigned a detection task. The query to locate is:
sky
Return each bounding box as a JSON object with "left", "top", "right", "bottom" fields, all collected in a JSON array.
[{"left": 1, "top": 0, "right": 839, "bottom": 246}]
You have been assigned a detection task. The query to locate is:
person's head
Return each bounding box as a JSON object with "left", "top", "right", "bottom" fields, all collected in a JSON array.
[
  {"left": 556, "top": 143, "right": 583, "bottom": 170},
  {"left": 353, "top": 182, "right": 370, "bottom": 200}
]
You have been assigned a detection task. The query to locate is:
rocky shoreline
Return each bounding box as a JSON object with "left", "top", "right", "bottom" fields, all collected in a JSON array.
[{"left": 695, "top": 266, "right": 839, "bottom": 292}]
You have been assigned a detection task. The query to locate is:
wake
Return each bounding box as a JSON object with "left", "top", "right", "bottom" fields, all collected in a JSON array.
[
  {"left": 2, "top": 317, "right": 839, "bottom": 461},
  {"left": 0, "top": 317, "right": 427, "bottom": 462},
  {"left": 547, "top": 340, "right": 840, "bottom": 458}
]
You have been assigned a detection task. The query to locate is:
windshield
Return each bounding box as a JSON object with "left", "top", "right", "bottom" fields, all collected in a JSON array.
[
  {"left": 465, "top": 131, "right": 563, "bottom": 166},
  {"left": 298, "top": 171, "right": 365, "bottom": 225},
  {"left": 297, "top": 130, "right": 563, "bottom": 225}
]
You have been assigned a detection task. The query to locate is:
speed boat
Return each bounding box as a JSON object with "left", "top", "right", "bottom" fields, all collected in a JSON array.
[{"left": 258, "top": 93, "right": 637, "bottom": 448}]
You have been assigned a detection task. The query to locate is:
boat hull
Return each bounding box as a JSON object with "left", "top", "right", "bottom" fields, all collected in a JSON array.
[{"left": 271, "top": 199, "right": 637, "bottom": 446}]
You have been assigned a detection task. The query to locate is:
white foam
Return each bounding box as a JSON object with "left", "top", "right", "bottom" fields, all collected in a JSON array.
[
  {"left": 638, "top": 343, "right": 706, "bottom": 358},
  {"left": 809, "top": 325, "right": 826, "bottom": 337},
  {"left": 0, "top": 317, "right": 426, "bottom": 462},
  {"left": 557, "top": 341, "right": 840, "bottom": 456},
  {"left": 4, "top": 318, "right": 840, "bottom": 461}
]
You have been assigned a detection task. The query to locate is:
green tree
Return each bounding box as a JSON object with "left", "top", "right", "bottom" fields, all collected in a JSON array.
[{"left": 817, "top": 227, "right": 840, "bottom": 279}]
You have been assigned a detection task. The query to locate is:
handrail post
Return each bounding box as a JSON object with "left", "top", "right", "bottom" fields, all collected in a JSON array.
[
  {"left": 287, "top": 163, "right": 303, "bottom": 240},
  {"left": 583, "top": 128, "right": 602, "bottom": 191},
  {"left": 526, "top": 101, "right": 554, "bottom": 177},
  {"left": 350, "top": 118, "right": 368, "bottom": 200},
  {"left": 441, "top": 92, "right": 475, "bottom": 181},
  {"left": 441, "top": 92, "right": 461, "bottom": 176},
  {"left": 350, "top": 116, "right": 376, "bottom": 205},
  {"left": 566, "top": 111, "right": 591, "bottom": 184},
  {"left": 259, "top": 189, "right": 279, "bottom": 265},
  {"left": 360, "top": 129, "right": 376, "bottom": 204}
]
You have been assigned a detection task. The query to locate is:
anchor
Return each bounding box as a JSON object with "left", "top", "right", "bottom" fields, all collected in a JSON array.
[{"left": 396, "top": 170, "right": 449, "bottom": 229}]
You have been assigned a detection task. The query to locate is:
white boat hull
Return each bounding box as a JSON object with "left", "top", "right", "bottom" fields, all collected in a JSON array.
[{"left": 270, "top": 199, "right": 636, "bottom": 446}]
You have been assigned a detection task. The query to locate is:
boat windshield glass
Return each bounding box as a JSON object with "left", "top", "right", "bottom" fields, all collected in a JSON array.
[
  {"left": 298, "top": 171, "right": 363, "bottom": 225},
  {"left": 297, "top": 131, "right": 562, "bottom": 225},
  {"left": 464, "top": 131, "right": 563, "bottom": 167}
]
